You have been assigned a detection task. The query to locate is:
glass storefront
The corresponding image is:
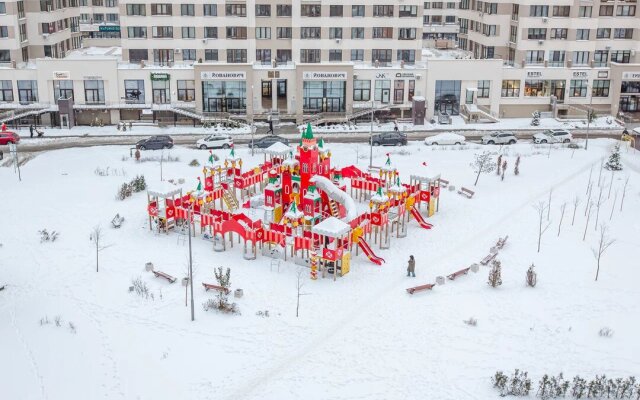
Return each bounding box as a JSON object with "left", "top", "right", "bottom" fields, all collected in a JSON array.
[
  {"left": 302, "top": 81, "right": 346, "bottom": 113},
  {"left": 523, "top": 80, "right": 566, "bottom": 100},
  {"left": 434, "top": 80, "right": 461, "bottom": 115},
  {"left": 202, "top": 81, "right": 247, "bottom": 113}
]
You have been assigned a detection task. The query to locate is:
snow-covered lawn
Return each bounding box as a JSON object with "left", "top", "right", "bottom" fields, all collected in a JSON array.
[{"left": 1, "top": 139, "right": 638, "bottom": 399}]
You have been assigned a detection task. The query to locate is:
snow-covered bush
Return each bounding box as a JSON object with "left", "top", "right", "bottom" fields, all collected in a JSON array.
[
  {"left": 605, "top": 144, "right": 623, "bottom": 171},
  {"left": 492, "top": 370, "right": 531, "bottom": 396},
  {"left": 131, "top": 277, "right": 150, "bottom": 299},
  {"left": 463, "top": 317, "right": 477, "bottom": 326},
  {"left": 117, "top": 175, "right": 146, "bottom": 200},
  {"left": 203, "top": 267, "right": 239, "bottom": 314},
  {"left": 599, "top": 327, "right": 614, "bottom": 337},
  {"left": 526, "top": 264, "right": 537, "bottom": 287},
  {"left": 488, "top": 259, "right": 503, "bottom": 288},
  {"left": 531, "top": 111, "right": 541, "bottom": 126},
  {"left": 68, "top": 322, "right": 76, "bottom": 334},
  {"left": 39, "top": 229, "right": 59, "bottom": 243},
  {"left": 571, "top": 376, "right": 587, "bottom": 398},
  {"left": 189, "top": 159, "right": 200, "bottom": 167}
]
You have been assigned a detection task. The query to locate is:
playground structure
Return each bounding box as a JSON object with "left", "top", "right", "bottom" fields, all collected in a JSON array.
[{"left": 146, "top": 123, "right": 441, "bottom": 280}]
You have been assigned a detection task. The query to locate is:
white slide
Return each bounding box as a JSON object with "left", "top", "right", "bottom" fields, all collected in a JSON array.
[{"left": 310, "top": 175, "right": 357, "bottom": 222}]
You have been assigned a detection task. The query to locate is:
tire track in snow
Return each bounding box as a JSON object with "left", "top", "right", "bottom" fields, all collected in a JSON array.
[
  {"left": 225, "top": 157, "right": 602, "bottom": 400},
  {"left": 9, "top": 308, "right": 47, "bottom": 400}
]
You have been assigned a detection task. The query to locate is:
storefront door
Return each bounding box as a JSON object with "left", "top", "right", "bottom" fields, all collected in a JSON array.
[
  {"left": 381, "top": 89, "right": 390, "bottom": 104},
  {"left": 208, "top": 98, "right": 225, "bottom": 112}
]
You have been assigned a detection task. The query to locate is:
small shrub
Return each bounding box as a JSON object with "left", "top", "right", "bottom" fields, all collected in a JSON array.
[
  {"left": 68, "top": 322, "right": 76, "bottom": 334},
  {"left": 54, "top": 315, "right": 62, "bottom": 327},
  {"left": 117, "top": 175, "right": 146, "bottom": 200},
  {"left": 488, "top": 259, "right": 503, "bottom": 288},
  {"left": 202, "top": 267, "right": 239, "bottom": 314},
  {"left": 39, "top": 229, "right": 59, "bottom": 243},
  {"left": 526, "top": 264, "right": 537, "bottom": 287},
  {"left": 189, "top": 159, "right": 200, "bottom": 167},
  {"left": 39, "top": 316, "right": 50, "bottom": 326},
  {"left": 599, "top": 327, "right": 614, "bottom": 337},
  {"left": 131, "top": 277, "right": 150, "bottom": 299},
  {"left": 463, "top": 317, "right": 477, "bottom": 326}
]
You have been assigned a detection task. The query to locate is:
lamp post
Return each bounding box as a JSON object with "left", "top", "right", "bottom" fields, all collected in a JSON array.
[
  {"left": 369, "top": 99, "right": 374, "bottom": 168},
  {"left": 585, "top": 84, "right": 593, "bottom": 151}
]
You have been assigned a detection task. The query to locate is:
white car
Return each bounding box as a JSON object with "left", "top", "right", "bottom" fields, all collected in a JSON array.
[
  {"left": 424, "top": 132, "right": 466, "bottom": 146},
  {"left": 481, "top": 131, "right": 518, "bottom": 145},
  {"left": 196, "top": 134, "right": 233, "bottom": 149},
  {"left": 533, "top": 129, "right": 572, "bottom": 144}
]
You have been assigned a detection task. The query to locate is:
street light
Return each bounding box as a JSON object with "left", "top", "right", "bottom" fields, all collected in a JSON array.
[{"left": 585, "top": 83, "right": 593, "bottom": 151}]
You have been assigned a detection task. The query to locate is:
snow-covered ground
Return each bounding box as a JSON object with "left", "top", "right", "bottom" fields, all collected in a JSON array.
[{"left": 1, "top": 139, "right": 638, "bottom": 399}]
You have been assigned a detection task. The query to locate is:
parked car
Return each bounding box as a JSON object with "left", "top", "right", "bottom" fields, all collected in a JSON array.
[
  {"left": 0, "top": 131, "right": 20, "bottom": 145},
  {"left": 533, "top": 129, "right": 572, "bottom": 144},
  {"left": 248, "top": 135, "right": 290, "bottom": 149},
  {"left": 481, "top": 131, "right": 518, "bottom": 145},
  {"left": 196, "top": 134, "right": 233, "bottom": 149},
  {"left": 424, "top": 132, "right": 466, "bottom": 146},
  {"left": 371, "top": 132, "right": 408, "bottom": 146},
  {"left": 136, "top": 135, "right": 174, "bottom": 150}
]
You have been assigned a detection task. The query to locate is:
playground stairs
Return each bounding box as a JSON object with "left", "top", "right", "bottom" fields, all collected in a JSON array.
[
  {"left": 328, "top": 199, "right": 340, "bottom": 217},
  {"left": 222, "top": 189, "right": 239, "bottom": 212}
]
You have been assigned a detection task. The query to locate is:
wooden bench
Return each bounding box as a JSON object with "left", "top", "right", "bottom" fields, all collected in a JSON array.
[
  {"left": 458, "top": 187, "right": 475, "bottom": 199},
  {"left": 406, "top": 283, "right": 436, "bottom": 294},
  {"left": 496, "top": 235, "right": 509, "bottom": 249},
  {"left": 447, "top": 267, "right": 471, "bottom": 280},
  {"left": 152, "top": 270, "right": 177, "bottom": 283},
  {"left": 438, "top": 178, "right": 450, "bottom": 188},
  {"left": 202, "top": 282, "right": 230, "bottom": 294},
  {"left": 480, "top": 252, "right": 497, "bottom": 265}
]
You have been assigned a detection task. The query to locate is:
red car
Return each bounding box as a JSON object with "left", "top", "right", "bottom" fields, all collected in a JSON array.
[{"left": 0, "top": 131, "right": 20, "bottom": 145}]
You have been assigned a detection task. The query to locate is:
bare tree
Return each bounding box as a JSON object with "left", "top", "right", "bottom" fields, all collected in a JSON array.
[
  {"left": 557, "top": 202, "right": 567, "bottom": 237},
  {"left": 597, "top": 157, "right": 604, "bottom": 187},
  {"left": 586, "top": 165, "right": 594, "bottom": 194},
  {"left": 571, "top": 196, "right": 581, "bottom": 226},
  {"left": 496, "top": 155, "right": 502, "bottom": 176},
  {"left": 584, "top": 181, "right": 593, "bottom": 216},
  {"left": 296, "top": 269, "right": 310, "bottom": 317},
  {"left": 594, "top": 183, "right": 605, "bottom": 231},
  {"left": 607, "top": 169, "right": 614, "bottom": 199},
  {"left": 609, "top": 190, "right": 618, "bottom": 221},
  {"left": 592, "top": 225, "right": 616, "bottom": 281},
  {"left": 90, "top": 226, "right": 112, "bottom": 273},
  {"left": 583, "top": 202, "right": 593, "bottom": 241},
  {"left": 547, "top": 189, "right": 553, "bottom": 221},
  {"left": 470, "top": 151, "right": 497, "bottom": 186},
  {"left": 533, "top": 201, "right": 551, "bottom": 253},
  {"left": 620, "top": 176, "right": 629, "bottom": 212}
]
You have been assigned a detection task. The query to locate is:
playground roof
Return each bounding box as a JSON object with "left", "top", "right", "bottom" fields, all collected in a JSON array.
[
  {"left": 264, "top": 141, "right": 291, "bottom": 155},
  {"left": 147, "top": 182, "right": 182, "bottom": 198},
  {"left": 312, "top": 217, "right": 351, "bottom": 237}
]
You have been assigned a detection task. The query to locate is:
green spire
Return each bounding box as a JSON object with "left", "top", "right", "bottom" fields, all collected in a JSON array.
[
  {"left": 302, "top": 122, "right": 314, "bottom": 140},
  {"left": 385, "top": 155, "right": 391, "bottom": 166},
  {"left": 396, "top": 177, "right": 400, "bottom": 186},
  {"left": 318, "top": 137, "right": 324, "bottom": 148},
  {"left": 290, "top": 202, "right": 297, "bottom": 212},
  {"left": 229, "top": 147, "right": 235, "bottom": 157},
  {"left": 376, "top": 186, "right": 383, "bottom": 196},
  {"left": 196, "top": 178, "right": 202, "bottom": 191},
  {"left": 308, "top": 185, "right": 316, "bottom": 193}
]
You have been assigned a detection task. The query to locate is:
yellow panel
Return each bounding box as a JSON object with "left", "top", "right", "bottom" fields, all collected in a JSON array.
[
  {"left": 273, "top": 205, "right": 282, "bottom": 224},
  {"left": 341, "top": 252, "right": 351, "bottom": 276},
  {"left": 428, "top": 198, "right": 435, "bottom": 217}
]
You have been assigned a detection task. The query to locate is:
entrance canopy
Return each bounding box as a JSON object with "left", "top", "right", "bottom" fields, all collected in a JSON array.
[
  {"left": 264, "top": 141, "right": 291, "bottom": 156},
  {"left": 312, "top": 217, "right": 351, "bottom": 238},
  {"left": 147, "top": 182, "right": 183, "bottom": 198}
]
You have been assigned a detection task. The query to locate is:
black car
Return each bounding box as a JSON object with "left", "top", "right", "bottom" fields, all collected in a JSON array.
[
  {"left": 249, "top": 135, "right": 290, "bottom": 149},
  {"left": 136, "top": 135, "right": 174, "bottom": 150},
  {"left": 370, "top": 132, "right": 407, "bottom": 146}
]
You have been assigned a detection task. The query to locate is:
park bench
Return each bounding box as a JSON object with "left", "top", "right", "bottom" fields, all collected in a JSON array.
[
  {"left": 480, "top": 252, "right": 497, "bottom": 265},
  {"left": 202, "top": 282, "right": 230, "bottom": 294},
  {"left": 152, "top": 270, "right": 177, "bottom": 283},
  {"left": 458, "top": 187, "right": 475, "bottom": 199},
  {"left": 438, "top": 178, "right": 450, "bottom": 188},
  {"left": 447, "top": 267, "right": 471, "bottom": 280},
  {"left": 406, "top": 283, "right": 436, "bottom": 295},
  {"left": 496, "top": 235, "right": 509, "bottom": 249}
]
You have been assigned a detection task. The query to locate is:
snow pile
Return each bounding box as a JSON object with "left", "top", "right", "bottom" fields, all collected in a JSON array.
[{"left": 309, "top": 175, "right": 357, "bottom": 222}]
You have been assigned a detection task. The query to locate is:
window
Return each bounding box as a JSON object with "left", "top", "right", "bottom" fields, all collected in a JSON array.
[
  {"left": 578, "top": 6, "right": 592, "bottom": 17},
  {"left": 617, "top": 5, "right": 636, "bottom": 16},
  {"left": 372, "top": 49, "right": 392, "bottom": 63},
  {"left": 255, "top": 4, "right": 270, "bottom": 17},
  {"left": 501, "top": 80, "right": 520, "bottom": 97},
  {"left": 511, "top": 3, "right": 519, "bottom": 20},
  {"left": 127, "top": 27, "right": 146, "bottom": 38},
  {"left": 477, "top": 80, "right": 490, "bottom": 98},
  {"left": 329, "top": 50, "right": 342, "bottom": 61},
  {"left": 204, "top": 49, "right": 218, "bottom": 61},
  {"left": 330, "top": 5, "right": 343, "bottom": 17},
  {"left": 374, "top": 79, "right": 392, "bottom": 102},
  {"left": 550, "top": 28, "right": 567, "bottom": 39},
  {"left": 226, "top": 4, "right": 246, "bottom": 16},
  {"left": 256, "top": 49, "right": 271, "bottom": 63},
  {"left": 484, "top": 2, "right": 497, "bottom": 14},
  {"left": 177, "top": 80, "right": 195, "bottom": 101},
  {"left": 525, "top": 50, "right": 544, "bottom": 64},
  {"left": 352, "top": 5, "right": 364, "bottom": 17},
  {"left": 329, "top": 28, "right": 342, "bottom": 39},
  {"left": 153, "top": 49, "right": 173, "bottom": 65},
  {"left": 276, "top": 49, "right": 291, "bottom": 63},
  {"left": 509, "top": 25, "right": 517, "bottom": 42},
  {"left": 397, "top": 50, "right": 416, "bottom": 63},
  {"left": 594, "top": 50, "right": 608, "bottom": 67},
  {"left": 483, "top": 24, "right": 497, "bottom": 36},
  {"left": 399, "top": 28, "right": 416, "bottom": 40},
  {"left": 394, "top": 80, "right": 404, "bottom": 104},
  {"left": 84, "top": 80, "right": 104, "bottom": 104},
  {"left": 277, "top": 5, "right": 291, "bottom": 16},
  {"left": 226, "top": 49, "right": 247, "bottom": 63},
  {"left": 569, "top": 80, "right": 588, "bottom": 97},
  {"left": 204, "top": 27, "right": 218, "bottom": 39},
  {"left": 226, "top": 26, "right": 247, "bottom": 39},
  {"left": 351, "top": 27, "right": 364, "bottom": 39},
  {"left": 301, "top": 4, "right": 321, "bottom": 17},
  {"left": 447, "top": 2, "right": 456, "bottom": 9},
  {"left": 301, "top": 27, "right": 321, "bottom": 39},
  {"left": 106, "top": 14, "right": 118, "bottom": 22},
  {"left": 0, "top": 26, "right": 7, "bottom": 38},
  {"left": 399, "top": 5, "right": 418, "bottom": 17},
  {"left": 592, "top": 80, "right": 610, "bottom": 97},
  {"left": 300, "top": 49, "right": 321, "bottom": 63},
  {"left": 614, "top": 28, "right": 633, "bottom": 39},
  {"left": 105, "top": 0, "right": 117, "bottom": 6},
  {"left": 572, "top": 51, "right": 589, "bottom": 65},
  {"left": 152, "top": 79, "right": 170, "bottom": 104},
  {"left": 599, "top": 5, "right": 613, "bottom": 16},
  {"left": 128, "top": 49, "right": 148, "bottom": 62},
  {"left": 373, "top": 27, "right": 393, "bottom": 39},
  {"left": 408, "top": 80, "right": 415, "bottom": 101},
  {"left": 351, "top": 49, "right": 364, "bottom": 61},
  {"left": 445, "top": 15, "right": 456, "bottom": 23},
  {"left": 524, "top": 80, "right": 547, "bottom": 97},
  {"left": 432, "top": 2, "right": 443, "bottom": 9},
  {"left": 548, "top": 50, "right": 566, "bottom": 67},
  {"left": 528, "top": 28, "right": 547, "bottom": 40},
  {"left": 530, "top": 5, "right": 548, "bottom": 17},
  {"left": 597, "top": 28, "right": 611, "bottom": 39},
  {"left": 150, "top": 3, "right": 171, "bottom": 15},
  {"left": 182, "top": 49, "right": 196, "bottom": 61},
  {"left": 256, "top": 27, "right": 270, "bottom": 39},
  {"left": 353, "top": 80, "right": 371, "bottom": 101},
  {"left": 373, "top": 5, "right": 394, "bottom": 17},
  {"left": 611, "top": 50, "right": 631, "bottom": 63},
  {"left": 181, "top": 4, "right": 194, "bottom": 16},
  {"left": 124, "top": 80, "right": 144, "bottom": 103},
  {"left": 182, "top": 27, "right": 195, "bottom": 39},
  {"left": 0, "top": 2, "right": 6, "bottom": 14},
  {"left": 552, "top": 6, "right": 570, "bottom": 17},
  {"left": 0, "top": 81, "right": 13, "bottom": 102},
  {"left": 152, "top": 26, "right": 173, "bottom": 38},
  {"left": 203, "top": 4, "right": 217, "bottom": 16},
  {"left": 277, "top": 27, "right": 291, "bottom": 39},
  {"left": 17, "top": 1, "right": 24, "bottom": 18},
  {"left": 576, "top": 29, "right": 589, "bottom": 40}
]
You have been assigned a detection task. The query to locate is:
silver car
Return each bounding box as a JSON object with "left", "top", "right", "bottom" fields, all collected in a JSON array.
[{"left": 481, "top": 131, "right": 518, "bottom": 145}]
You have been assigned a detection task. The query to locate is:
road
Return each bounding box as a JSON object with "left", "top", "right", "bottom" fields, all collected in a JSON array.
[{"left": 6, "top": 128, "right": 627, "bottom": 153}]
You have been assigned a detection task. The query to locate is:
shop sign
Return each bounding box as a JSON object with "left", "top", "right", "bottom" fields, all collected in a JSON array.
[
  {"left": 526, "top": 71, "right": 543, "bottom": 78},
  {"left": 598, "top": 71, "right": 609, "bottom": 79},
  {"left": 83, "top": 75, "right": 102, "bottom": 80},
  {"left": 151, "top": 73, "right": 170, "bottom": 81},
  {"left": 572, "top": 71, "right": 589, "bottom": 79},
  {"left": 395, "top": 72, "right": 416, "bottom": 78},
  {"left": 53, "top": 71, "right": 70, "bottom": 80},
  {"left": 200, "top": 71, "right": 246, "bottom": 80},
  {"left": 374, "top": 72, "right": 391, "bottom": 80},
  {"left": 99, "top": 25, "right": 120, "bottom": 32},
  {"left": 302, "top": 71, "right": 348, "bottom": 80},
  {"left": 622, "top": 72, "right": 640, "bottom": 80}
]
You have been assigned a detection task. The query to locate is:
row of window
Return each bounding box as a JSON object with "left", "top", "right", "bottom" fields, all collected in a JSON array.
[
  {"left": 527, "top": 28, "right": 634, "bottom": 41},
  {"left": 125, "top": 4, "right": 417, "bottom": 18},
  {"left": 524, "top": 50, "right": 633, "bottom": 66},
  {"left": 423, "top": 15, "right": 457, "bottom": 24},
  {"left": 501, "top": 79, "right": 611, "bottom": 98},
  {"left": 529, "top": 4, "right": 636, "bottom": 17},
  {"left": 39, "top": 0, "right": 117, "bottom": 12},
  {"left": 424, "top": 2, "right": 458, "bottom": 10}
]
